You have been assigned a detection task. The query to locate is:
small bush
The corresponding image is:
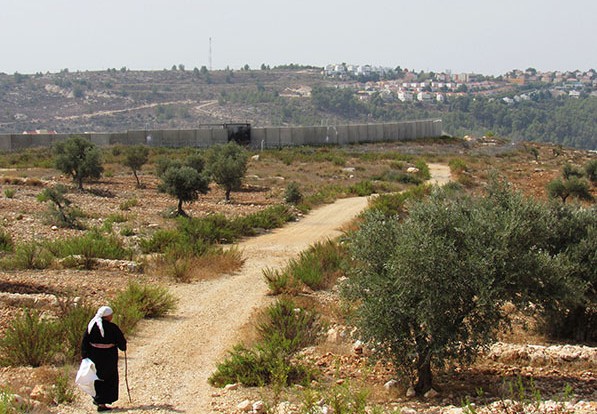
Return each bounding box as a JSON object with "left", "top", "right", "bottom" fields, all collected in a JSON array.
[
  {"left": 57, "top": 302, "right": 95, "bottom": 361},
  {"left": 414, "top": 159, "right": 431, "bottom": 180},
  {"left": 0, "top": 309, "right": 59, "bottom": 367},
  {"left": 0, "top": 230, "right": 14, "bottom": 253},
  {"left": 49, "top": 369, "right": 77, "bottom": 405},
  {"left": 287, "top": 240, "right": 346, "bottom": 290},
  {"left": 284, "top": 182, "right": 303, "bottom": 204},
  {"left": 348, "top": 181, "right": 375, "bottom": 197},
  {"left": 257, "top": 298, "right": 320, "bottom": 353},
  {"left": 449, "top": 158, "right": 468, "bottom": 174},
  {"left": 263, "top": 267, "right": 293, "bottom": 295},
  {"left": 4, "top": 188, "right": 16, "bottom": 198},
  {"left": 119, "top": 198, "right": 139, "bottom": 211},
  {"left": 209, "top": 299, "right": 319, "bottom": 388},
  {"left": 140, "top": 229, "right": 180, "bottom": 254},
  {"left": 110, "top": 282, "right": 177, "bottom": 334},
  {"left": 0, "top": 242, "right": 53, "bottom": 270},
  {"left": 120, "top": 227, "right": 135, "bottom": 237},
  {"left": 46, "top": 232, "right": 131, "bottom": 269},
  {"left": 106, "top": 213, "right": 128, "bottom": 223},
  {"left": 367, "top": 185, "right": 429, "bottom": 217}
]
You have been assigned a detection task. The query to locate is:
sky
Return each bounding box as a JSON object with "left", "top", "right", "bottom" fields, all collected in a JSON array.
[{"left": 1, "top": 0, "right": 596, "bottom": 76}]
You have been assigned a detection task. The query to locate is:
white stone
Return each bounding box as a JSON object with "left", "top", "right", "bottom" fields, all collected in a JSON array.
[
  {"left": 424, "top": 388, "right": 439, "bottom": 398},
  {"left": 251, "top": 154, "right": 260, "bottom": 161},
  {"left": 406, "top": 387, "right": 416, "bottom": 397},
  {"left": 224, "top": 383, "right": 239, "bottom": 391},
  {"left": 51, "top": 225, "right": 58, "bottom": 231},
  {"left": 384, "top": 379, "right": 399, "bottom": 390},
  {"left": 407, "top": 167, "right": 419, "bottom": 173},
  {"left": 252, "top": 400, "right": 265, "bottom": 413},
  {"left": 401, "top": 408, "right": 417, "bottom": 414},
  {"left": 237, "top": 399, "right": 252, "bottom": 412},
  {"left": 353, "top": 340, "right": 364, "bottom": 354}
]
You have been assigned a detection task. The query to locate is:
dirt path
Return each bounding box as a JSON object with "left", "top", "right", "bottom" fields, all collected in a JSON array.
[{"left": 66, "top": 165, "right": 450, "bottom": 413}]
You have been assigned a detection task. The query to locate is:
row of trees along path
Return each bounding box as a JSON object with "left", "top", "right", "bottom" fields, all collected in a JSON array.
[{"left": 66, "top": 164, "right": 450, "bottom": 413}]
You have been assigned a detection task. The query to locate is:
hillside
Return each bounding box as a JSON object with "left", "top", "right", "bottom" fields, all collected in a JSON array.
[{"left": 1, "top": 68, "right": 596, "bottom": 150}]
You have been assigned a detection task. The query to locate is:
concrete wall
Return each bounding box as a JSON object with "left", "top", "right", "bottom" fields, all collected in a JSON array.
[{"left": 0, "top": 120, "right": 442, "bottom": 151}]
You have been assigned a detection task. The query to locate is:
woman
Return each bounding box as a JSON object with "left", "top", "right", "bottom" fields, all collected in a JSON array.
[{"left": 81, "top": 306, "right": 127, "bottom": 412}]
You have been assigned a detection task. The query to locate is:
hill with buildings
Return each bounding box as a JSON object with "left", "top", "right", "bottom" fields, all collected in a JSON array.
[{"left": 1, "top": 65, "right": 595, "bottom": 149}]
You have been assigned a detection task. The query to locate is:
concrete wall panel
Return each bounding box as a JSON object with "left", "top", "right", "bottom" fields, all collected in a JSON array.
[
  {"left": 89, "top": 133, "right": 112, "bottom": 146},
  {"left": 179, "top": 129, "right": 196, "bottom": 147},
  {"left": 336, "top": 125, "right": 349, "bottom": 145},
  {"left": 348, "top": 125, "right": 360, "bottom": 144},
  {"left": 358, "top": 124, "right": 368, "bottom": 142},
  {"left": 0, "top": 135, "right": 11, "bottom": 151},
  {"left": 11, "top": 135, "right": 33, "bottom": 150},
  {"left": 266, "top": 128, "right": 281, "bottom": 148},
  {"left": 195, "top": 129, "right": 212, "bottom": 147},
  {"left": 277, "top": 128, "right": 290, "bottom": 147},
  {"left": 250, "top": 128, "right": 265, "bottom": 149},
  {"left": 211, "top": 129, "right": 228, "bottom": 145},
  {"left": 126, "top": 130, "right": 146, "bottom": 145}
]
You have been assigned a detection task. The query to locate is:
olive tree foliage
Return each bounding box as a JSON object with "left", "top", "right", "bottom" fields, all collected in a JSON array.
[
  {"left": 547, "top": 163, "right": 594, "bottom": 203},
  {"left": 206, "top": 142, "right": 249, "bottom": 201},
  {"left": 157, "top": 153, "right": 210, "bottom": 217},
  {"left": 53, "top": 136, "right": 103, "bottom": 190},
  {"left": 122, "top": 145, "right": 149, "bottom": 188},
  {"left": 342, "top": 181, "right": 574, "bottom": 394}
]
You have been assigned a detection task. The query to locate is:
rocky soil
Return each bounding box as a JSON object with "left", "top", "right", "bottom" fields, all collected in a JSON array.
[{"left": 0, "top": 154, "right": 595, "bottom": 413}]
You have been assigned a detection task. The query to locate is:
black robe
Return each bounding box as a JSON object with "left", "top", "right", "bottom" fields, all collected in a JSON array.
[{"left": 81, "top": 320, "right": 127, "bottom": 405}]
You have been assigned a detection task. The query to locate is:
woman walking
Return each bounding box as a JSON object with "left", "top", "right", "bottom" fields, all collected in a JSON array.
[{"left": 82, "top": 306, "right": 127, "bottom": 412}]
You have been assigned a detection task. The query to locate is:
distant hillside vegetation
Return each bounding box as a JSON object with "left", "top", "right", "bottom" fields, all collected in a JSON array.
[{"left": 0, "top": 69, "right": 595, "bottom": 150}]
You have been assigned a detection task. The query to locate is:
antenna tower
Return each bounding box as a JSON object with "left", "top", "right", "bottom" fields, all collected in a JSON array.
[{"left": 209, "top": 37, "right": 212, "bottom": 71}]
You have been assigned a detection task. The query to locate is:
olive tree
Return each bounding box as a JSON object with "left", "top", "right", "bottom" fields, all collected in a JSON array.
[
  {"left": 54, "top": 136, "right": 103, "bottom": 190},
  {"left": 158, "top": 154, "right": 210, "bottom": 217},
  {"left": 342, "top": 182, "right": 570, "bottom": 394},
  {"left": 122, "top": 145, "right": 149, "bottom": 188},
  {"left": 206, "top": 142, "right": 248, "bottom": 201}
]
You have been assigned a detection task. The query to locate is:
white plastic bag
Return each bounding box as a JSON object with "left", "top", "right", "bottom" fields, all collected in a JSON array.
[{"left": 75, "top": 358, "right": 98, "bottom": 397}]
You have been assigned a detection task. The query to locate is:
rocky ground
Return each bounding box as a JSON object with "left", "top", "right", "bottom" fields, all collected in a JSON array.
[{"left": 0, "top": 144, "right": 595, "bottom": 413}]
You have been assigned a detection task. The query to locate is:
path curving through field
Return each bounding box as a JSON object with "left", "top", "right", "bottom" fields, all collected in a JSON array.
[{"left": 64, "top": 164, "right": 450, "bottom": 413}]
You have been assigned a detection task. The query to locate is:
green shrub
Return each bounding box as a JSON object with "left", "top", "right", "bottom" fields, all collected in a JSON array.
[
  {"left": 209, "top": 299, "right": 319, "bottom": 388},
  {"left": 286, "top": 240, "right": 346, "bottom": 290},
  {"left": 414, "top": 160, "right": 431, "bottom": 180},
  {"left": 284, "top": 182, "right": 303, "bottom": 204},
  {"left": 140, "top": 229, "right": 180, "bottom": 254},
  {"left": 3, "top": 188, "right": 15, "bottom": 199},
  {"left": 49, "top": 369, "right": 77, "bottom": 405},
  {"left": 257, "top": 298, "right": 320, "bottom": 353},
  {"left": 119, "top": 198, "right": 139, "bottom": 211},
  {"left": 57, "top": 303, "right": 95, "bottom": 361},
  {"left": 367, "top": 185, "right": 429, "bottom": 217},
  {"left": 0, "top": 309, "right": 59, "bottom": 367},
  {"left": 0, "top": 230, "right": 14, "bottom": 253},
  {"left": 120, "top": 227, "right": 135, "bottom": 237},
  {"left": 379, "top": 170, "right": 423, "bottom": 185},
  {"left": 263, "top": 267, "right": 293, "bottom": 295},
  {"left": 348, "top": 181, "right": 375, "bottom": 197},
  {"left": 110, "top": 282, "right": 177, "bottom": 334},
  {"left": 0, "top": 242, "right": 53, "bottom": 270},
  {"left": 106, "top": 213, "right": 128, "bottom": 223},
  {"left": 448, "top": 158, "right": 468, "bottom": 174},
  {"left": 46, "top": 231, "right": 131, "bottom": 269}
]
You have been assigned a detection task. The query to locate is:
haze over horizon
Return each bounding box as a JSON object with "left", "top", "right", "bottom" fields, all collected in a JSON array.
[{"left": 1, "top": 0, "right": 596, "bottom": 76}]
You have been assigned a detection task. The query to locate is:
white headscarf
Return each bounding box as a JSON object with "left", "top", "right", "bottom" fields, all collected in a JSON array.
[{"left": 87, "top": 306, "right": 113, "bottom": 337}]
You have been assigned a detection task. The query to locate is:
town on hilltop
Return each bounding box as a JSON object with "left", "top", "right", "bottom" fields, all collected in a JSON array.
[{"left": 323, "top": 64, "right": 597, "bottom": 103}]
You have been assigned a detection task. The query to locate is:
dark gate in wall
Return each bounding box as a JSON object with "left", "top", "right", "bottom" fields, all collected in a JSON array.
[{"left": 225, "top": 123, "right": 251, "bottom": 145}]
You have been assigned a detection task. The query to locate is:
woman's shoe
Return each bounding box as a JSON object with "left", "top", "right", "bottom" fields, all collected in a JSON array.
[{"left": 97, "top": 405, "right": 112, "bottom": 412}]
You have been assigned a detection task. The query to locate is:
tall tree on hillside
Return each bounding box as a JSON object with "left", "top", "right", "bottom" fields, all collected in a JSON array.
[
  {"left": 158, "top": 153, "right": 210, "bottom": 217},
  {"left": 206, "top": 142, "right": 248, "bottom": 202},
  {"left": 54, "top": 136, "right": 103, "bottom": 190},
  {"left": 342, "top": 181, "right": 573, "bottom": 394},
  {"left": 122, "top": 145, "right": 149, "bottom": 188}
]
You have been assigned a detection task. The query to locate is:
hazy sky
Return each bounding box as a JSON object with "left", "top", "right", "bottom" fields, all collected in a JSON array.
[{"left": 1, "top": 0, "right": 596, "bottom": 75}]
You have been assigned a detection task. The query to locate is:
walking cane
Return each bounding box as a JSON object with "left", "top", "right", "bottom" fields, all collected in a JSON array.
[{"left": 124, "top": 350, "right": 132, "bottom": 403}]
